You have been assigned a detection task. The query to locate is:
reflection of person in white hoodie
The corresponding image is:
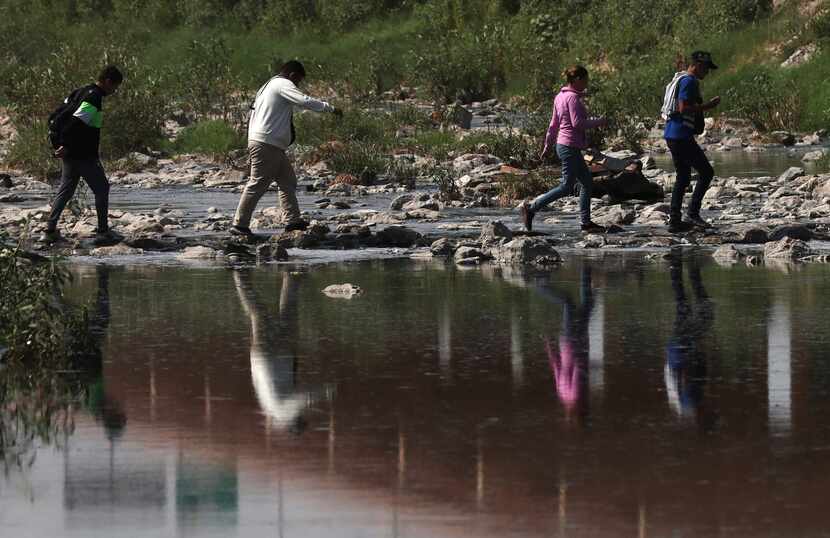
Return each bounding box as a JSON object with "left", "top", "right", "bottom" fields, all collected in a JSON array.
[{"left": 233, "top": 270, "right": 312, "bottom": 434}]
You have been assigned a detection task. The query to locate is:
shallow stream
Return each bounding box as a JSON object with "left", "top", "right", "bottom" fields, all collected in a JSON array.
[{"left": 3, "top": 254, "right": 830, "bottom": 537}]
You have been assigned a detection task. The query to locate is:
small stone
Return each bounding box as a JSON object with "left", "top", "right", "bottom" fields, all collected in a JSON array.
[
  {"left": 178, "top": 246, "right": 221, "bottom": 259},
  {"left": 323, "top": 283, "right": 362, "bottom": 298},
  {"left": 713, "top": 244, "right": 745, "bottom": 262}
]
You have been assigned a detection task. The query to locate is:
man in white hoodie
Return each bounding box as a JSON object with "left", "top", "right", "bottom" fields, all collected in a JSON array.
[{"left": 231, "top": 60, "right": 341, "bottom": 237}]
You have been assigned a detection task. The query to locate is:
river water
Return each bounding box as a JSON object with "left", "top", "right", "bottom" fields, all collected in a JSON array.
[{"left": 3, "top": 253, "right": 830, "bottom": 537}]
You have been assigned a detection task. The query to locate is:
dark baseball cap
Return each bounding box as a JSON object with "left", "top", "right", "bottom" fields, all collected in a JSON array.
[{"left": 691, "top": 50, "right": 718, "bottom": 70}]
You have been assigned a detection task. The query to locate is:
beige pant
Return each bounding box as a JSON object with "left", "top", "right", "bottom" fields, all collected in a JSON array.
[{"left": 233, "top": 141, "right": 300, "bottom": 228}]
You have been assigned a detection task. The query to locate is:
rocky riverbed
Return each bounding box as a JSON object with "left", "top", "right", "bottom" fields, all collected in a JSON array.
[
  {"left": 2, "top": 147, "right": 830, "bottom": 269},
  {"left": 2, "top": 99, "right": 830, "bottom": 268}
]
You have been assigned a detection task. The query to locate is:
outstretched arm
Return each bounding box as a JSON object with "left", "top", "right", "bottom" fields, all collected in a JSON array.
[{"left": 279, "top": 83, "right": 336, "bottom": 113}]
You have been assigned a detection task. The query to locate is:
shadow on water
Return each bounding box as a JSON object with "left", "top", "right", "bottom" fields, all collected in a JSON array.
[{"left": 5, "top": 254, "right": 830, "bottom": 537}]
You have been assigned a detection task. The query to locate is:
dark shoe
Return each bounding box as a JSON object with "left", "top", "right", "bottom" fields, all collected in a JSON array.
[
  {"left": 230, "top": 224, "right": 254, "bottom": 237},
  {"left": 668, "top": 220, "right": 695, "bottom": 234},
  {"left": 519, "top": 202, "right": 535, "bottom": 232},
  {"left": 686, "top": 214, "right": 712, "bottom": 228},
  {"left": 93, "top": 228, "right": 123, "bottom": 245},
  {"left": 285, "top": 219, "right": 309, "bottom": 232},
  {"left": 580, "top": 221, "right": 606, "bottom": 234},
  {"left": 39, "top": 229, "right": 62, "bottom": 243}
]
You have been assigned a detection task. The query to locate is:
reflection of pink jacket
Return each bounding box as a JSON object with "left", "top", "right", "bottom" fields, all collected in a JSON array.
[
  {"left": 543, "top": 86, "right": 604, "bottom": 151},
  {"left": 547, "top": 337, "right": 580, "bottom": 409}
]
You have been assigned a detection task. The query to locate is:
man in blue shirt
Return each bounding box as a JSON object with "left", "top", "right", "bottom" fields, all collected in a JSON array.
[{"left": 664, "top": 51, "right": 721, "bottom": 233}]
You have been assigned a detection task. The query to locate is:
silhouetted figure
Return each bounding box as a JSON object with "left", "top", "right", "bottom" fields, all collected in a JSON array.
[
  {"left": 664, "top": 256, "right": 717, "bottom": 432},
  {"left": 233, "top": 269, "right": 313, "bottom": 434},
  {"left": 537, "top": 265, "right": 594, "bottom": 426}
]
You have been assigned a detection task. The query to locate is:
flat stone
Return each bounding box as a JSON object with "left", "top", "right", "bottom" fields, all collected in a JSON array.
[{"left": 323, "top": 283, "right": 363, "bottom": 298}]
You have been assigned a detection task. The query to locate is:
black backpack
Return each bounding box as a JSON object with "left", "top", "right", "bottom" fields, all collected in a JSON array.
[{"left": 47, "top": 86, "right": 88, "bottom": 149}]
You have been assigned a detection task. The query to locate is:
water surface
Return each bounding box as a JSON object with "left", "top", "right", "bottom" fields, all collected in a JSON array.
[{"left": 3, "top": 255, "right": 830, "bottom": 537}]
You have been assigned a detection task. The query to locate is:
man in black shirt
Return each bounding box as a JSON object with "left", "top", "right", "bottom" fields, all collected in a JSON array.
[{"left": 42, "top": 65, "right": 123, "bottom": 243}]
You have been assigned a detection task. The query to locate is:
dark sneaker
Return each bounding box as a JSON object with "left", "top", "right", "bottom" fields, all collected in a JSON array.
[
  {"left": 686, "top": 214, "right": 712, "bottom": 228},
  {"left": 519, "top": 201, "right": 535, "bottom": 232},
  {"left": 668, "top": 220, "right": 695, "bottom": 234},
  {"left": 580, "top": 221, "right": 606, "bottom": 234},
  {"left": 285, "top": 219, "right": 309, "bottom": 232},
  {"left": 230, "top": 224, "right": 254, "bottom": 237},
  {"left": 39, "top": 229, "right": 62, "bottom": 243}
]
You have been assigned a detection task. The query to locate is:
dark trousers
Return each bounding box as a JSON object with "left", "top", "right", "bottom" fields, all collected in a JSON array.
[
  {"left": 667, "top": 138, "right": 714, "bottom": 221},
  {"left": 47, "top": 158, "right": 110, "bottom": 232}
]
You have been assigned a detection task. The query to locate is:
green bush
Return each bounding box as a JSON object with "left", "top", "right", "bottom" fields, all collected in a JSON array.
[
  {"left": 0, "top": 247, "right": 96, "bottom": 367},
  {"left": 173, "top": 120, "right": 246, "bottom": 155}
]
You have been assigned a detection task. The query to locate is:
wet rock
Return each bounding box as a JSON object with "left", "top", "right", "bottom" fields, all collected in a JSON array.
[
  {"left": 778, "top": 167, "right": 804, "bottom": 183},
  {"left": 722, "top": 224, "right": 769, "bottom": 244},
  {"left": 390, "top": 194, "right": 415, "bottom": 210},
  {"left": 454, "top": 246, "right": 488, "bottom": 263},
  {"left": 722, "top": 137, "right": 745, "bottom": 148},
  {"left": 272, "top": 230, "right": 320, "bottom": 249},
  {"left": 0, "top": 193, "right": 23, "bottom": 203},
  {"left": 0, "top": 174, "right": 12, "bottom": 188},
  {"left": 90, "top": 244, "right": 143, "bottom": 256},
  {"left": 375, "top": 225, "right": 422, "bottom": 248},
  {"left": 128, "top": 152, "right": 157, "bottom": 167},
  {"left": 490, "top": 237, "right": 561, "bottom": 265},
  {"left": 713, "top": 244, "right": 745, "bottom": 262},
  {"left": 335, "top": 223, "right": 370, "bottom": 237},
  {"left": 769, "top": 224, "right": 813, "bottom": 242},
  {"left": 430, "top": 237, "right": 455, "bottom": 256},
  {"left": 255, "top": 243, "right": 288, "bottom": 261},
  {"left": 323, "top": 283, "right": 362, "bottom": 298},
  {"left": 331, "top": 201, "right": 351, "bottom": 210},
  {"left": 326, "top": 183, "right": 352, "bottom": 196},
  {"left": 575, "top": 234, "right": 608, "bottom": 249},
  {"left": 405, "top": 208, "right": 440, "bottom": 220},
  {"left": 479, "top": 221, "right": 513, "bottom": 245},
  {"left": 122, "top": 234, "right": 178, "bottom": 251},
  {"left": 802, "top": 149, "right": 828, "bottom": 162},
  {"left": 764, "top": 237, "right": 812, "bottom": 260},
  {"left": 595, "top": 206, "right": 635, "bottom": 226},
  {"left": 402, "top": 199, "right": 440, "bottom": 212},
  {"left": 771, "top": 131, "right": 796, "bottom": 146},
  {"left": 203, "top": 169, "right": 247, "bottom": 188},
  {"left": 635, "top": 203, "right": 671, "bottom": 225},
  {"left": 178, "top": 246, "right": 221, "bottom": 259}
]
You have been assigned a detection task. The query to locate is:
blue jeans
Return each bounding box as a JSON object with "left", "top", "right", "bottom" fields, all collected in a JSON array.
[
  {"left": 530, "top": 144, "right": 593, "bottom": 224},
  {"left": 666, "top": 138, "right": 714, "bottom": 221}
]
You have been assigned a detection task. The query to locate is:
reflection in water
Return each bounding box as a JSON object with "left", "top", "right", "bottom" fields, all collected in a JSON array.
[
  {"left": 537, "top": 265, "right": 594, "bottom": 424},
  {"left": 664, "top": 256, "right": 716, "bottom": 430},
  {"left": 233, "top": 270, "right": 316, "bottom": 433},
  {"left": 768, "top": 292, "right": 792, "bottom": 437},
  {"left": 85, "top": 265, "right": 127, "bottom": 441}
]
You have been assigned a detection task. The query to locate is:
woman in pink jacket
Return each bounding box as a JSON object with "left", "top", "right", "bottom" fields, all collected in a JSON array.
[{"left": 520, "top": 65, "right": 608, "bottom": 233}]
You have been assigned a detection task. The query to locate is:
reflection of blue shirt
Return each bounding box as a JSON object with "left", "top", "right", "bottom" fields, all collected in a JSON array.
[{"left": 664, "top": 76, "right": 700, "bottom": 140}]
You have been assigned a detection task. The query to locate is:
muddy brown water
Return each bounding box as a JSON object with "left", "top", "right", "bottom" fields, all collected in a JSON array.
[{"left": 3, "top": 254, "right": 830, "bottom": 537}]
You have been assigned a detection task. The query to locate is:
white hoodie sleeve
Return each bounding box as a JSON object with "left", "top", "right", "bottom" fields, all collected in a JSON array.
[{"left": 279, "top": 82, "right": 334, "bottom": 113}]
